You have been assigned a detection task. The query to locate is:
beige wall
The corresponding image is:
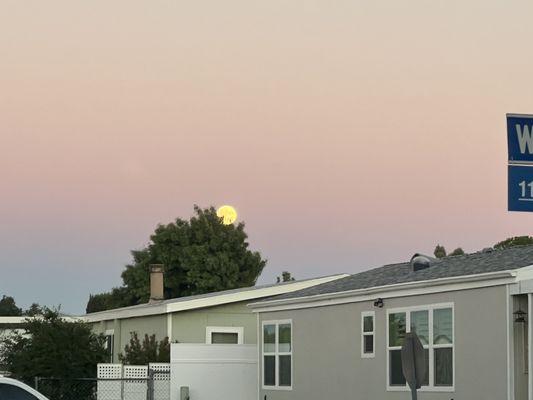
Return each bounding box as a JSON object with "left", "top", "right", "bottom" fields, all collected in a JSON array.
[
  {"left": 514, "top": 294, "right": 528, "bottom": 400},
  {"left": 91, "top": 301, "right": 258, "bottom": 361},
  {"left": 258, "top": 285, "right": 509, "bottom": 400},
  {"left": 92, "top": 314, "right": 168, "bottom": 362},
  {"left": 171, "top": 302, "right": 257, "bottom": 344}
]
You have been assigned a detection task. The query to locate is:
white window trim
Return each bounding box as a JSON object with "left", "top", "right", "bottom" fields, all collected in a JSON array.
[
  {"left": 205, "top": 326, "right": 244, "bottom": 344},
  {"left": 361, "top": 311, "right": 375, "bottom": 358},
  {"left": 386, "top": 302, "right": 455, "bottom": 393},
  {"left": 262, "top": 319, "right": 293, "bottom": 391}
]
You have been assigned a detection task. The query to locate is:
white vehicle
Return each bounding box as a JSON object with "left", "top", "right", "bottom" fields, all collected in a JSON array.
[{"left": 0, "top": 377, "right": 49, "bottom": 400}]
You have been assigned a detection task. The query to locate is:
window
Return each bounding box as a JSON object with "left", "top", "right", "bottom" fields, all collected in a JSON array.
[
  {"left": 262, "top": 320, "right": 292, "bottom": 389},
  {"left": 387, "top": 304, "right": 454, "bottom": 391},
  {"left": 105, "top": 329, "right": 114, "bottom": 363},
  {"left": 361, "top": 311, "right": 375, "bottom": 358},
  {"left": 0, "top": 383, "right": 39, "bottom": 400},
  {"left": 205, "top": 327, "right": 243, "bottom": 344}
]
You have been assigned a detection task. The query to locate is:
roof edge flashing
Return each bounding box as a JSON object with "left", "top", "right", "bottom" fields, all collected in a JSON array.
[{"left": 249, "top": 270, "right": 517, "bottom": 310}]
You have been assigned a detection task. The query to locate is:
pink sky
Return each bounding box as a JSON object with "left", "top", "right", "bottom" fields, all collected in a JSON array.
[{"left": 1, "top": 0, "right": 532, "bottom": 313}]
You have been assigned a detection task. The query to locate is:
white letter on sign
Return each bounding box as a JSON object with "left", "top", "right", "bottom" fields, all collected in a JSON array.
[{"left": 516, "top": 124, "right": 533, "bottom": 154}]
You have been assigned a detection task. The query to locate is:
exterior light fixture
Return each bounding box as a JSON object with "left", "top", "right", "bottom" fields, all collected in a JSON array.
[
  {"left": 374, "top": 298, "right": 384, "bottom": 308},
  {"left": 514, "top": 309, "right": 527, "bottom": 323}
]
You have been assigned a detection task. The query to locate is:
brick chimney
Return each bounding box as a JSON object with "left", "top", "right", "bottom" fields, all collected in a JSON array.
[{"left": 149, "top": 264, "right": 164, "bottom": 302}]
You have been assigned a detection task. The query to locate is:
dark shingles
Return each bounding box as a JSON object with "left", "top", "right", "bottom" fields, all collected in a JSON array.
[{"left": 268, "top": 245, "right": 533, "bottom": 301}]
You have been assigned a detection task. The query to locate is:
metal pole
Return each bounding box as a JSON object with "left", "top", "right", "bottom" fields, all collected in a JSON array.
[
  {"left": 147, "top": 369, "right": 154, "bottom": 400},
  {"left": 527, "top": 293, "right": 533, "bottom": 400},
  {"left": 410, "top": 338, "right": 418, "bottom": 400}
]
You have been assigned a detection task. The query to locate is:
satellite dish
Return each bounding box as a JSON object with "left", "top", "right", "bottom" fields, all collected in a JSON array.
[{"left": 216, "top": 205, "right": 238, "bottom": 225}]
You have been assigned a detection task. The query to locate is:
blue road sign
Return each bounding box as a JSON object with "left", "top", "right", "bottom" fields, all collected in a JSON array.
[
  {"left": 509, "top": 165, "right": 533, "bottom": 212},
  {"left": 507, "top": 114, "right": 533, "bottom": 163}
]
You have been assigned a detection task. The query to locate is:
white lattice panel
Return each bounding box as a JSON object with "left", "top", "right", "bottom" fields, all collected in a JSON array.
[
  {"left": 149, "top": 363, "right": 171, "bottom": 400},
  {"left": 124, "top": 365, "right": 148, "bottom": 400},
  {"left": 98, "top": 364, "right": 123, "bottom": 379},
  {"left": 97, "top": 364, "right": 122, "bottom": 400},
  {"left": 149, "top": 363, "right": 170, "bottom": 380}
]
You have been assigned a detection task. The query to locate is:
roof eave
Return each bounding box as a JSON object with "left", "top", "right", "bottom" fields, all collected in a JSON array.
[
  {"left": 249, "top": 270, "right": 519, "bottom": 311},
  {"left": 83, "top": 274, "right": 349, "bottom": 322}
]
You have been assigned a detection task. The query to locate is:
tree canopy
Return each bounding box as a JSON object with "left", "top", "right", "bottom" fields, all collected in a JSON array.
[
  {"left": 494, "top": 236, "right": 533, "bottom": 250},
  {"left": 87, "top": 206, "right": 266, "bottom": 313},
  {"left": 277, "top": 271, "right": 296, "bottom": 283},
  {"left": 448, "top": 247, "right": 465, "bottom": 257},
  {"left": 0, "top": 295, "right": 22, "bottom": 316},
  {"left": 23, "top": 303, "right": 43, "bottom": 317},
  {"left": 433, "top": 236, "right": 532, "bottom": 259},
  {"left": 433, "top": 245, "right": 447, "bottom": 259},
  {"left": 0, "top": 309, "right": 107, "bottom": 383}
]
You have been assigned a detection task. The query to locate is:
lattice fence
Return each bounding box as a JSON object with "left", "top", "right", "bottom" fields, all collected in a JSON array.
[
  {"left": 123, "top": 365, "right": 148, "bottom": 400},
  {"left": 95, "top": 363, "right": 170, "bottom": 400},
  {"left": 149, "top": 363, "right": 171, "bottom": 400},
  {"left": 97, "top": 364, "right": 122, "bottom": 400}
]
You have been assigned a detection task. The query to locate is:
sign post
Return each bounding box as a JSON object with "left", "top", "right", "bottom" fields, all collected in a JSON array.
[
  {"left": 507, "top": 114, "right": 533, "bottom": 212},
  {"left": 401, "top": 333, "right": 427, "bottom": 400}
]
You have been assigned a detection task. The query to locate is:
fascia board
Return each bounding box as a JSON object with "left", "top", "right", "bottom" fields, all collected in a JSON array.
[
  {"left": 84, "top": 274, "right": 348, "bottom": 322},
  {"left": 83, "top": 304, "right": 167, "bottom": 322},
  {"left": 250, "top": 270, "right": 517, "bottom": 312},
  {"left": 165, "top": 274, "right": 349, "bottom": 314}
]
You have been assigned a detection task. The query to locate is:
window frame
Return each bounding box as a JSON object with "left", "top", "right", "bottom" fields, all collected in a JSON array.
[
  {"left": 262, "top": 319, "right": 293, "bottom": 391},
  {"left": 205, "top": 326, "right": 244, "bottom": 344},
  {"left": 386, "top": 302, "right": 455, "bottom": 393},
  {"left": 361, "top": 311, "right": 375, "bottom": 358},
  {"left": 104, "top": 329, "right": 114, "bottom": 363}
]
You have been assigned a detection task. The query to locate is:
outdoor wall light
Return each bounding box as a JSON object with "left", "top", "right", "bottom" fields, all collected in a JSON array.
[
  {"left": 373, "top": 298, "right": 384, "bottom": 308},
  {"left": 514, "top": 309, "right": 527, "bottom": 323}
]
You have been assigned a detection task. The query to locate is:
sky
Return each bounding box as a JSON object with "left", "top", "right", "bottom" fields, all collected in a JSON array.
[{"left": 1, "top": 0, "right": 532, "bottom": 314}]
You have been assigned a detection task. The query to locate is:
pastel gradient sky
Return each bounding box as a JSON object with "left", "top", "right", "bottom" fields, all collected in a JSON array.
[{"left": 1, "top": 1, "right": 532, "bottom": 314}]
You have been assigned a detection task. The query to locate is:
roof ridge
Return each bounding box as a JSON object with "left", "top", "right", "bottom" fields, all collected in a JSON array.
[{"left": 261, "top": 244, "right": 533, "bottom": 303}]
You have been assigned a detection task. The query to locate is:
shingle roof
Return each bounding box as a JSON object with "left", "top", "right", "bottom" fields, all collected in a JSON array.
[
  {"left": 267, "top": 245, "right": 533, "bottom": 301},
  {"left": 83, "top": 273, "right": 348, "bottom": 321}
]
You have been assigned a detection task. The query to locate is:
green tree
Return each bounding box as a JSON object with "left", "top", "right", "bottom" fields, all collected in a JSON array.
[
  {"left": 87, "top": 206, "right": 266, "bottom": 312},
  {"left": 277, "top": 271, "right": 296, "bottom": 283},
  {"left": 448, "top": 248, "right": 465, "bottom": 256},
  {"left": 86, "top": 287, "right": 137, "bottom": 314},
  {"left": 494, "top": 236, "right": 533, "bottom": 250},
  {"left": 0, "top": 295, "right": 22, "bottom": 316},
  {"left": 1, "top": 309, "right": 107, "bottom": 383},
  {"left": 119, "top": 332, "right": 170, "bottom": 365},
  {"left": 433, "top": 245, "right": 447, "bottom": 259},
  {"left": 23, "top": 303, "right": 43, "bottom": 317}
]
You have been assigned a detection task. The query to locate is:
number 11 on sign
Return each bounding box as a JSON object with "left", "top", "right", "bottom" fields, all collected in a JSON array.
[
  {"left": 509, "top": 165, "right": 533, "bottom": 211},
  {"left": 519, "top": 180, "right": 533, "bottom": 200}
]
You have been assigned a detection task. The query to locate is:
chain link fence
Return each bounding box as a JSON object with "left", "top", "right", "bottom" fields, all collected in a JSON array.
[
  {"left": 35, "top": 369, "right": 171, "bottom": 400},
  {"left": 34, "top": 378, "right": 97, "bottom": 400}
]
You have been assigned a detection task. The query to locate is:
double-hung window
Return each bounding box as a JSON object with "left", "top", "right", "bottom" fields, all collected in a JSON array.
[
  {"left": 361, "top": 311, "right": 375, "bottom": 358},
  {"left": 387, "top": 303, "right": 454, "bottom": 391},
  {"left": 262, "top": 320, "right": 292, "bottom": 389}
]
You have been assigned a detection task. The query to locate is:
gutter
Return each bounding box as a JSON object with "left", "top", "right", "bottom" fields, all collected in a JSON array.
[{"left": 249, "top": 270, "right": 517, "bottom": 310}]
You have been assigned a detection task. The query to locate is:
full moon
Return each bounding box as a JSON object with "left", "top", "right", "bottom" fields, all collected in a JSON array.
[{"left": 217, "top": 205, "right": 238, "bottom": 225}]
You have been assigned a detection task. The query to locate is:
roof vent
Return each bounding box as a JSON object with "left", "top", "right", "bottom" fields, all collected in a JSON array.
[{"left": 410, "top": 253, "right": 434, "bottom": 272}]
